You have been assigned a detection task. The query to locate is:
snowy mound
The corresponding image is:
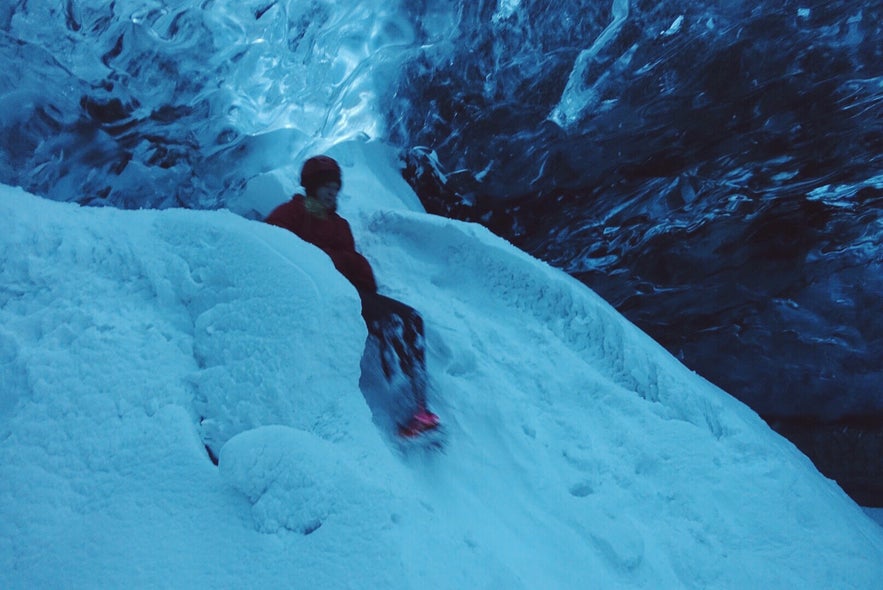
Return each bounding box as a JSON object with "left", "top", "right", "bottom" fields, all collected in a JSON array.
[{"left": 2, "top": 154, "right": 882, "bottom": 588}]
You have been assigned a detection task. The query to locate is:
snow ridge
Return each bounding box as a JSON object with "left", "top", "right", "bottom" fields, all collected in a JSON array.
[{"left": 2, "top": 177, "right": 883, "bottom": 588}]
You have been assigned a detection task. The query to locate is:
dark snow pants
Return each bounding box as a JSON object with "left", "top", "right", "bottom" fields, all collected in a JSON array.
[{"left": 358, "top": 290, "right": 428, "bottom": 419}]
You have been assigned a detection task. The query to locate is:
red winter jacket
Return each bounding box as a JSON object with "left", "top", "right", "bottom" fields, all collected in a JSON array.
[{"left": 265, "top": 195, "right": 378, "bottom": 293}]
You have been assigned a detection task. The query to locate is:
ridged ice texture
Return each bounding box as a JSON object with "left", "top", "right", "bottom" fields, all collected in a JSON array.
[
  {"left": 0, "top": 0, "right": 413, "bottom": 208},
  {"left": 392, "top": 1, "right": 883, "bottom": 421}
]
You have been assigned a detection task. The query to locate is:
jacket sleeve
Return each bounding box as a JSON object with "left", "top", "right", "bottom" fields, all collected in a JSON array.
[
  {"left": 328, "top": 219, "right": 377, "bottom": 293},
  {"left": 331, "top": 251, "right": 377, "bottom": 292}
]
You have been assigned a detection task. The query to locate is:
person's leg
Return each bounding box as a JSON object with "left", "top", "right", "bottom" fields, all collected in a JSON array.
[{"left": 359, "top": 291, "right": 433, "bottom": 427}]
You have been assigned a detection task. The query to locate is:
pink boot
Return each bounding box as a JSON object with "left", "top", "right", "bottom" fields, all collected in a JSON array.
[{"left": 398, "top": 408, "right": 440, "bottom": 437}]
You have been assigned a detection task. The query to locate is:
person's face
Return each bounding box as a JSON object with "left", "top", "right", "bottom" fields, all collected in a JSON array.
[{"left": 314, "top": 181, "right": 341, "bottom": 212}]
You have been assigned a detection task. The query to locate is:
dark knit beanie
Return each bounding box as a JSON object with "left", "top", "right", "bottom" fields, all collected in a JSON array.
[{"left": 300, "top": 155, "right": 342, "bottom": 194}]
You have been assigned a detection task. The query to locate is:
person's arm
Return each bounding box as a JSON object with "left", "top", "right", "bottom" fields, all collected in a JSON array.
[
  {"left": 327, "top": 218, "right": 377, "bottom": 292},
  {"left": 329, "top": 250, "right": 377, "bottom": 292}
]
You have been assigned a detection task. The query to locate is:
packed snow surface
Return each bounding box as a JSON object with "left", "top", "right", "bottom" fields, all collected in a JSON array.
[{"left": 2, "top": 143, "right": 882, "bottom": 589}]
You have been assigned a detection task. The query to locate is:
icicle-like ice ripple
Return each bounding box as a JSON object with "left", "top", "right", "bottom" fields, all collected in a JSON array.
[
  {"left": 0, "top": 0, "right": 414, "bottom": 209},
  {"left": 391, "top": 0, "right": 883, "bottom": 503}
]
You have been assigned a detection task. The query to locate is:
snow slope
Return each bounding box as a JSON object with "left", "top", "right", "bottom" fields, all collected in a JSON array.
[{"left": 2, "top": 143, "right": 882, "bottom": 589}]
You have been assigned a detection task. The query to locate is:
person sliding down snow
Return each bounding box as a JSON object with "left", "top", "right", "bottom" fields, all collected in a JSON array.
[{"left": 265, "top": 155, "right": 440, "bottom": 438}]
